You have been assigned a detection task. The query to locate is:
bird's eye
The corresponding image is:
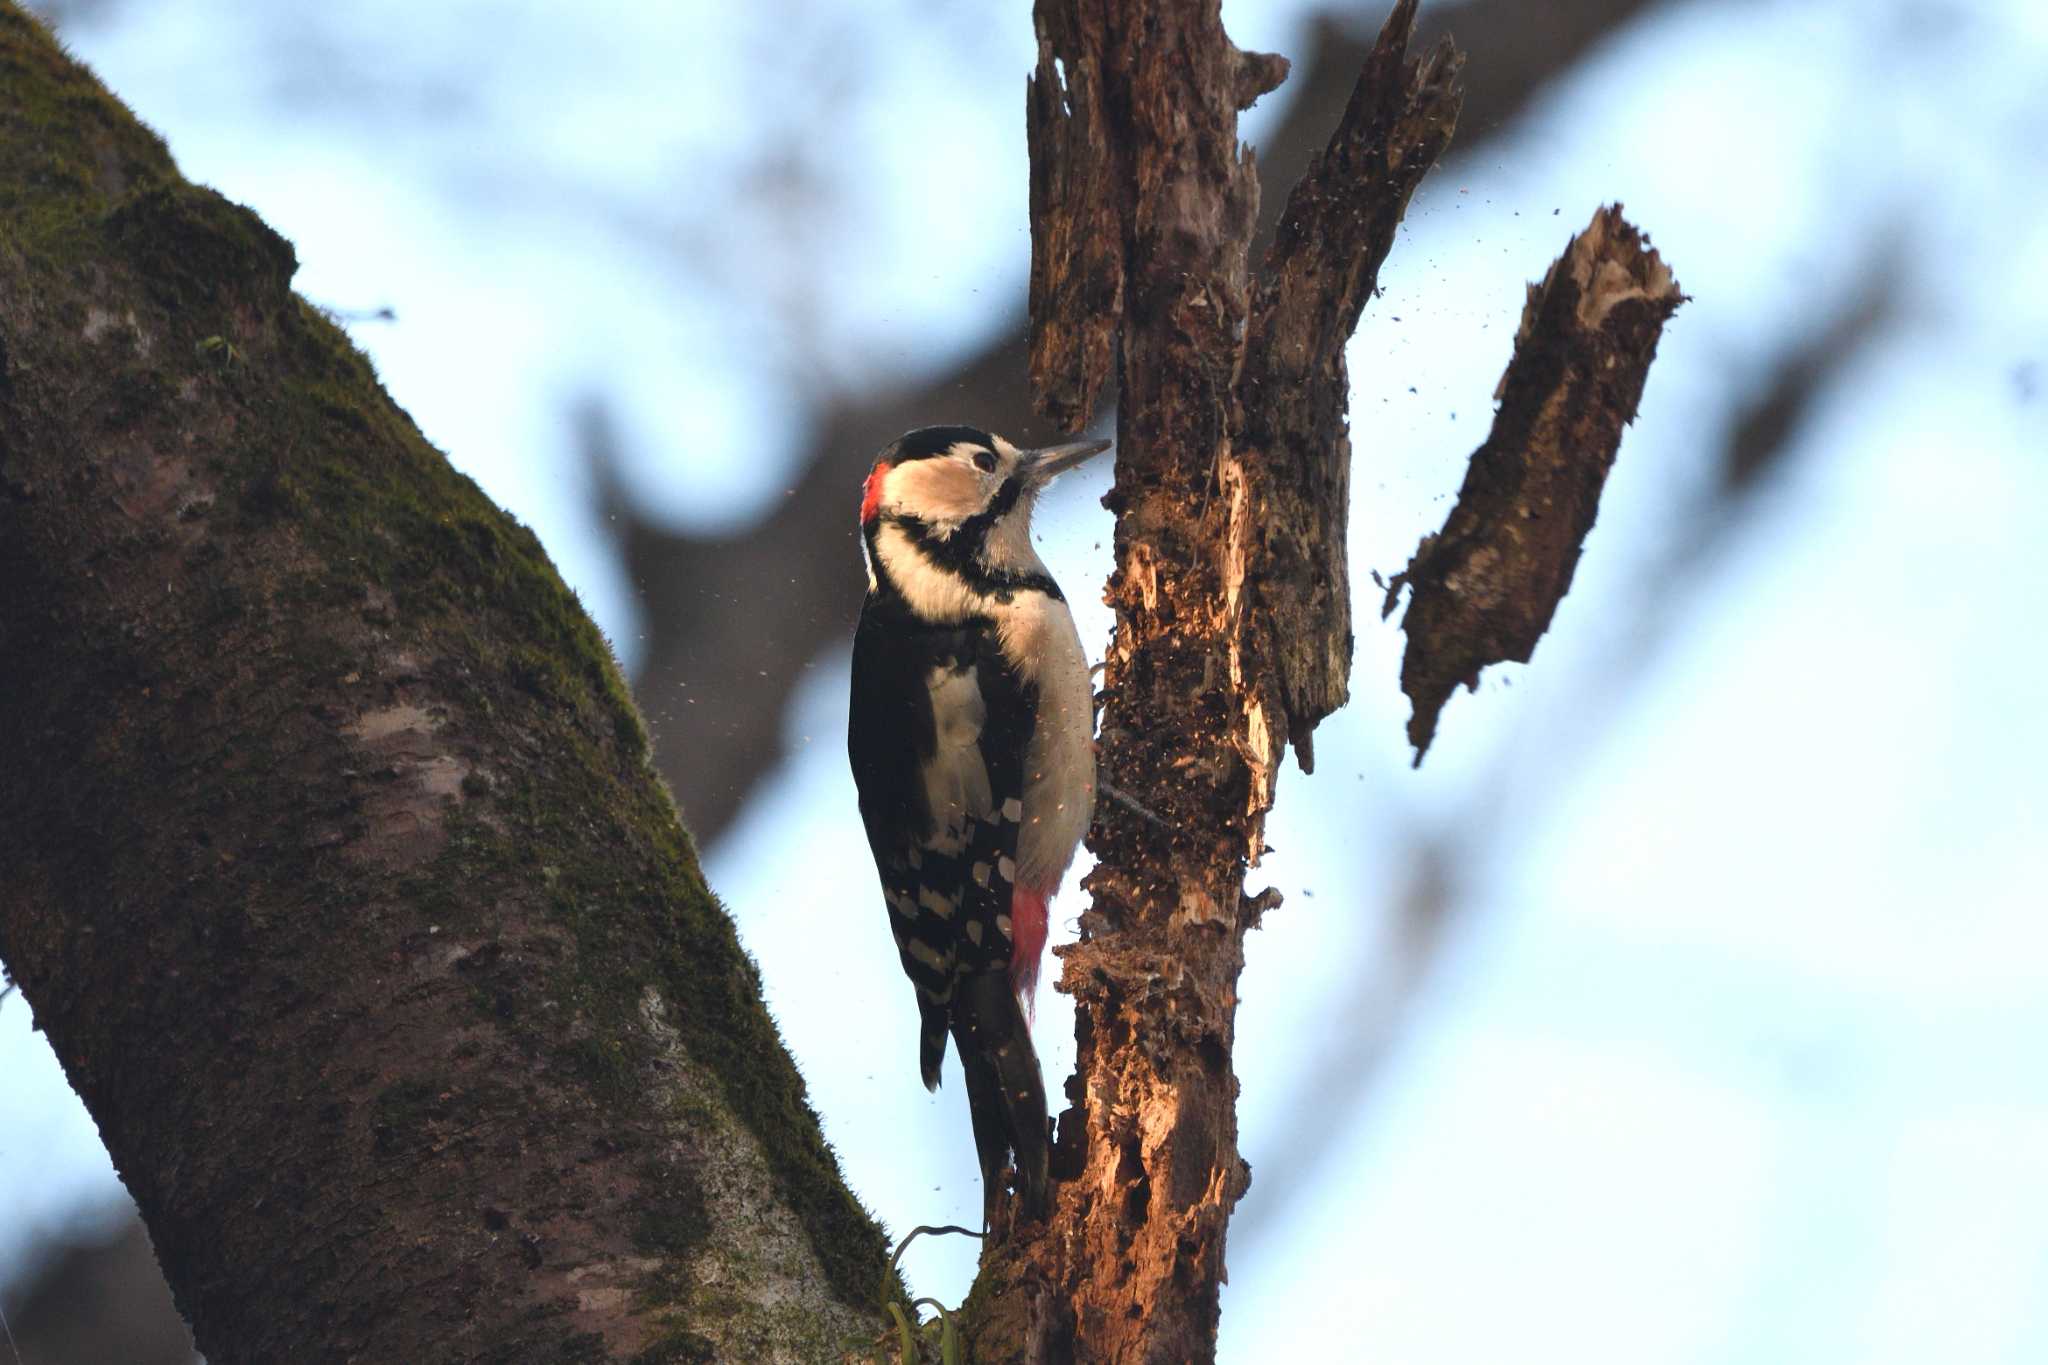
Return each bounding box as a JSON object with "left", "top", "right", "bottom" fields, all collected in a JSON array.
[{"left": 972, "top": 449, "right": 998, "bottom": 473}]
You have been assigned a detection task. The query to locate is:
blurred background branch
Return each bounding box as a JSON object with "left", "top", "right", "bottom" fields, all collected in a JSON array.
[{"left": 0, "top": 1208, "right": 195, "bottom": 1365}]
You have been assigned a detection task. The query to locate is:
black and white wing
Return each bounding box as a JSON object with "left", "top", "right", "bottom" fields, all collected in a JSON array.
[{"left": 847, "top": 600, "right": 1032, "bottom": 1087}]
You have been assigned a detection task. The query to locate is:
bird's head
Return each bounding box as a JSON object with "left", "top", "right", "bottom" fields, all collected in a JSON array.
[
  {"left": 858, "top": 426, "right": 1110, "bottom": 598},
  {"left": 861, "top": 426, "right": 1109, "bottom": 532}
]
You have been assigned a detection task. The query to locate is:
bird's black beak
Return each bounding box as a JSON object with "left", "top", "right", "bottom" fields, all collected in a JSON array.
[{"left": 1020, "top": 437, "right": 1112, "bottom": 489}]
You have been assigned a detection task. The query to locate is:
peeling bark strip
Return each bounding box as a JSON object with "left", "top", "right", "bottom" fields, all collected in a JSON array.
[
  {"left": 1024, "top": 6, "right": 1125, "bottom": 435},
  {"left": 1384, "top": 204, "right": 1684, "bottom": 762},
  {"left": 979, "top": 3, "right": 1459, "bottom": 1360},
  {"left": 0, "top": 9, "right": 888, "bottom": 1362}
]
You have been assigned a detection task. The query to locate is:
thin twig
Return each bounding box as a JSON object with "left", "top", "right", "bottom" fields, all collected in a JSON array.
[{"left": 1096, "top": 779, "right": 1168, "bottom": 830}]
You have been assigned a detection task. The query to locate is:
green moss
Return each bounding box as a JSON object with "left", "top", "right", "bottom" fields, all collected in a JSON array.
[
  {"left": 403, "top": 728, "right": 889, "bottom": 1309},
  {"left": 236, "top": 456, "right": 309, "bottom": 526},
  {"left": 0, "top": 9, "right": 176, "bottom": 256},
  {"left": 106, "top": 181, "right": 296, "bottom": 313},
  {"left": 239, "top": 329, "right": 651, "bottom": 772},
  {"left": 629, "top": 1335, "right": 717, "bottom": 1365},
  {"left": 559, "top": 1033, "right": 642, "bottom": 1106}
]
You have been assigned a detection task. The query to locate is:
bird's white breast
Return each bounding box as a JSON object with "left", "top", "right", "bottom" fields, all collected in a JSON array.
[{"left": 994, "top": 594, "right": 1094, "bottom": 893}]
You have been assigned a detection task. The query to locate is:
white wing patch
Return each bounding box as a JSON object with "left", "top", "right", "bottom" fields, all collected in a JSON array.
[
  {"left": 874, "top": 509, "right": 1096, "bottom": 898},
  {"left": 921, "top": 663, "right": 992, "bottom": 852}
]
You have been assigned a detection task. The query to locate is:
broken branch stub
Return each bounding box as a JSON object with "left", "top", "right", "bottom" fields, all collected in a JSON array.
[
  {"left": 1235, "top": 0, "right": 1463, "bottom": 772},
  {"left": 1385, "top": 203, "right": 1685, "bottom": 761}
]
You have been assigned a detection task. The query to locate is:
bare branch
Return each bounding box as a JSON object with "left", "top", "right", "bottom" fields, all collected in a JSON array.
[
  {"left": 1251, "top": 0, "right": 1661, "bottom": 260},
  {"left": 1384, "top": 204, "right": 1685, "bottom": 761},
  {"left": 1237, "top": 0, "right": 1463, "bottom": 772}
]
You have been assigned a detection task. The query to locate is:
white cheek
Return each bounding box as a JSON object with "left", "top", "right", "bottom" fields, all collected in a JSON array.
[{"left": 886, "top": 460, "right": 986, "bottom": 523}]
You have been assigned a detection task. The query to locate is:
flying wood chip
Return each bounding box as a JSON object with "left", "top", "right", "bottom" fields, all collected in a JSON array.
[{"left": 1383, "top": 204, "right": 1684, "bottom": 762}]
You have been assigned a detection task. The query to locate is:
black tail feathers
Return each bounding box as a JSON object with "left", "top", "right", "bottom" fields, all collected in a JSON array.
[
  {"left": 918, "top": 995, "right": 949, "bottom": 1091},
  {"left": 950, "top": 971, "right": 1050, "bottom": 1224}
]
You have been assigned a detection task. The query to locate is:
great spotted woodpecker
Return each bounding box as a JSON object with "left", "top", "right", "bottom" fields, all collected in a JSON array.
[{"left": 848, "top": 425, "right": 1108, "bottom": 1225}]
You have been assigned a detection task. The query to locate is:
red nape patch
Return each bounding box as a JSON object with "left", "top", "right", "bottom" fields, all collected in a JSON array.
[
  {"left": 1009, "top": 884, "right": 1050, "bottom": 1021},
  {"left": 860, "top": 461, "right": 892, "bottom": 525}
]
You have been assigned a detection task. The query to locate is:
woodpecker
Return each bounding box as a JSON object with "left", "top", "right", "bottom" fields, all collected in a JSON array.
[{"left": 848, "top": 424, "right": 1108, "bottom": 1226}]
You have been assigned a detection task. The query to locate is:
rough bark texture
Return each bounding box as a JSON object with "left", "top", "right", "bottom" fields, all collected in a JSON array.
[
  {"left": 1384, "top": 205, "right": 1684, "bottom": 760},
  {"left": 964, "top": 5, "right": 1460, "bottom": 1360},
  {"left": 1023, "top": 15, "right": 1131, "bottom": 437},
  {"left": 0, "top": 9, "right": 890, "bottom": 1362}
]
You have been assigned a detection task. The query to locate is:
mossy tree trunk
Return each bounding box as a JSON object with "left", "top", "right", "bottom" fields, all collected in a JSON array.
[{"left": 0, "top": 9, "right": 890, "bottom": 1362}]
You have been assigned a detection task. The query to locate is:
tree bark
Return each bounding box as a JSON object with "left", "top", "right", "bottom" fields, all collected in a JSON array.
[
  {"left": 963, "top": 4, "right": 1460, "bottom": 1361},
  {"left": 0, "top": 8, "right": 890, "bottom": 1361}
]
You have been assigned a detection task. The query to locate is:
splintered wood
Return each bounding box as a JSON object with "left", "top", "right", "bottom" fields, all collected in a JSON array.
[{"left": 1386, "top": 205, "right": 1685, "bottom": 761}]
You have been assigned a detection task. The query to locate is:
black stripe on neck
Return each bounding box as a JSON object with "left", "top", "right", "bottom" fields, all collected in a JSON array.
[
  {"left": 873, "top": 508, "right": 1064, "bottom": 605},
  {"left": 964, "top": 473, "right": 1028, "bottom": 537}
]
